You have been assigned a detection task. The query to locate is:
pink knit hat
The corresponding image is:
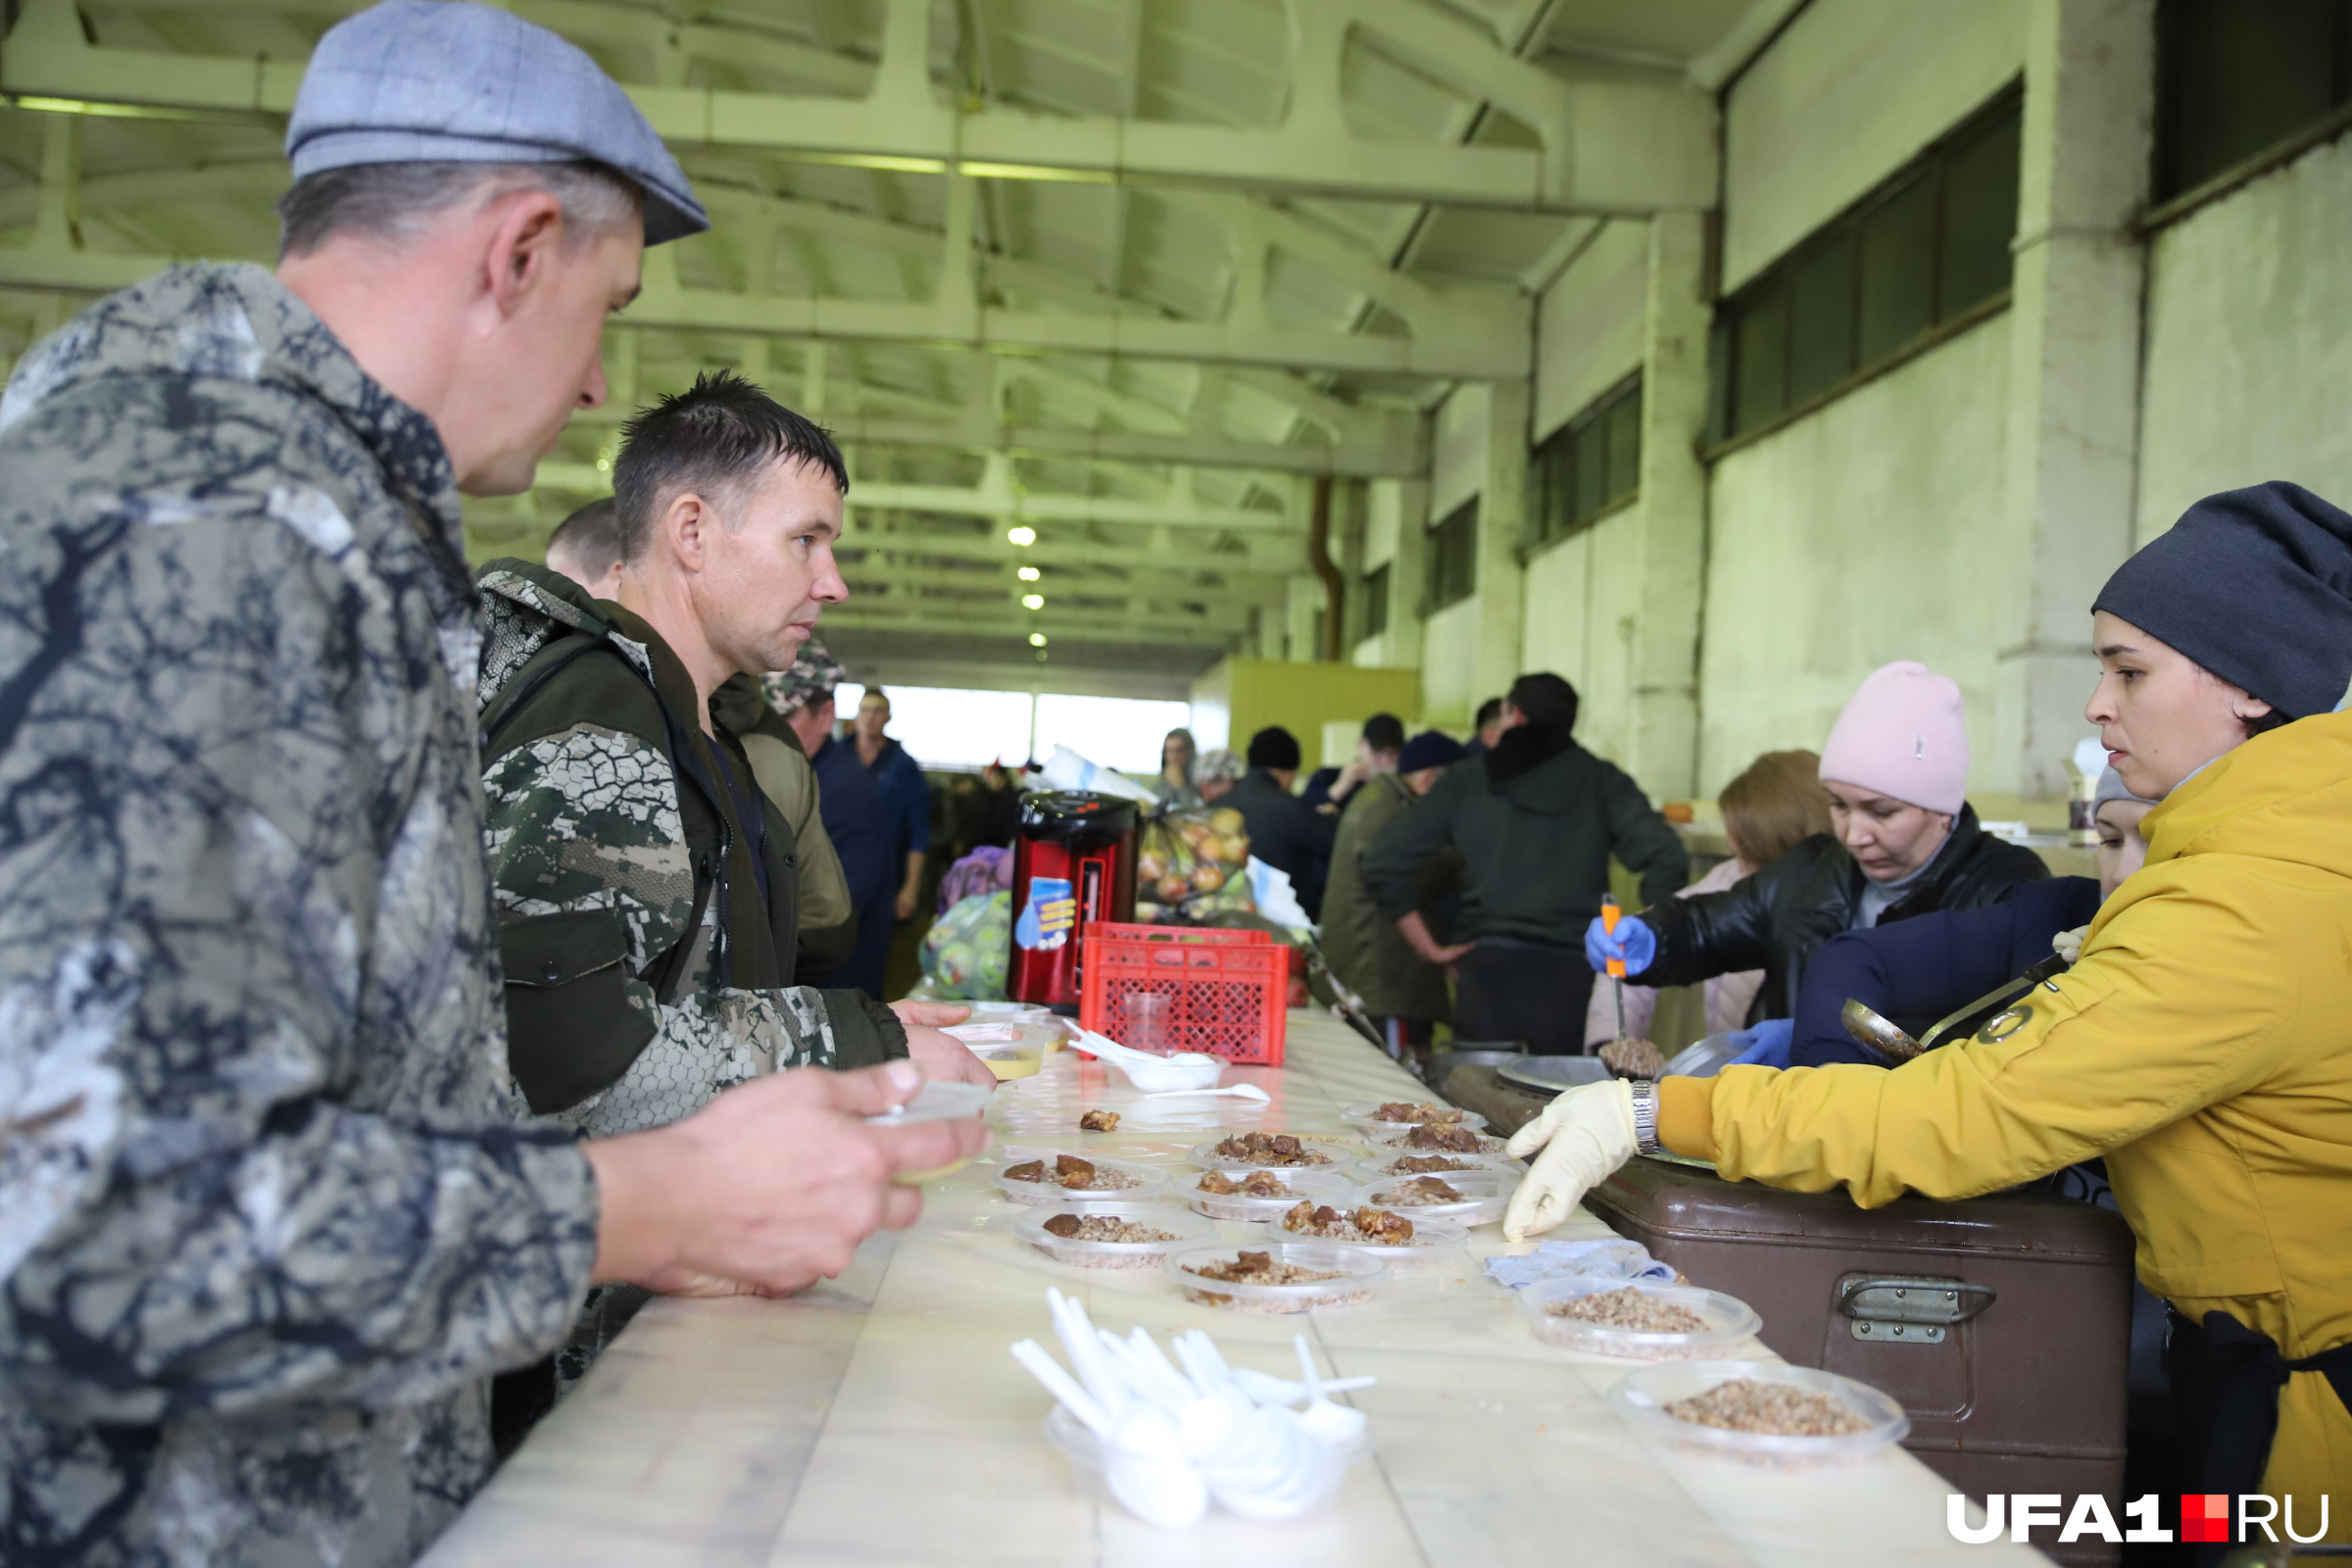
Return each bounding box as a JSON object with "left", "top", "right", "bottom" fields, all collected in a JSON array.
[{"left": 1817, "top": 661, "right": 1969, "bottom": 814}]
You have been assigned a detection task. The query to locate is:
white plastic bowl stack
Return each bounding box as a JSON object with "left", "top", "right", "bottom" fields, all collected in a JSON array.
[{"left": 1011, "top": 1288, "right": 1378, "bottom": 1527}]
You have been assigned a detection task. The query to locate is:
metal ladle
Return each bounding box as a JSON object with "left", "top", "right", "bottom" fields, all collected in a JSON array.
[{"left": 1840, "top": 955, "right": 2071, "bottom": 1064}]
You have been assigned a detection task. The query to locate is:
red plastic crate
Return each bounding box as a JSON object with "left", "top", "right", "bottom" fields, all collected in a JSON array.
[{"left": 1077, "top": 921, "right": 1289, "bottom": 1066}]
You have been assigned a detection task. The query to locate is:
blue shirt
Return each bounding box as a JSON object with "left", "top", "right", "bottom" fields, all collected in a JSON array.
[
  {"left": 812, "top": 735, "right": 896, "bottom": 995},
  {"left": 1788, "top": 876, "right": 2103, "bottom": 1066},
  {"left": 863, "top": 735, "right": 931, "bottom": 865}
]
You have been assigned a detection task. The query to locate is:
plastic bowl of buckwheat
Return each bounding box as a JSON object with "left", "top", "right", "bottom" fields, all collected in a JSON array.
[
  {"left": 1184, "top": 1166, "right": 1356, "bottom": 1223},
  {"left": 1517, "top": 1277, "right": 1760, "bottom": 1360},
  {"left": 1609, "top": 1360, "right": 1909, "bottom": 1469},
  {"left": 991, "top": 1152, "right": 1171, "bottom": 1206},
  {"left": 1268, "top": 1197, "right": 1469, "bottom": 1271},
  {"left": 1351, "top": 1171, "right": 1517, "bottom": 1229},
  {"left": 1010, "top": 1200, "right": 1215, "bottom": 1269},
  {"left": 1164, "top": 1242, "right": 1389, "bottom": 1314}
]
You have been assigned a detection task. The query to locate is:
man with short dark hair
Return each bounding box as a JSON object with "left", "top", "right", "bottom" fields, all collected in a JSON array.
[
  {"left": 1364, "top": 672, "right": 1687, "bottom": 1054},
  {"left": 475, "top": 369, "right": 990, "bottom": 1411},
  {"left": 0, "top": 7, "right": 980, "bottom": 1563},
  {"left": 1315, "top": 710, "right": 1405, "bottom": 815},
  {"left": 1465, "top": 696, "right": 1507, "bottom": 755},
  {"left": 1230, "top": 725, "right": 1339, "bottom": 919},
  {"left": 477, "top": 369, "right": 988, "bottom": 1137},
  {"left": 546, "top": 495, "right": 625, "bottom": 599}
]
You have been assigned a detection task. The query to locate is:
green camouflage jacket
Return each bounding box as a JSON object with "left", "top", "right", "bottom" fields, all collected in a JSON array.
[
  {"left": 0, "top": 264, "right": 598, "bottom": 1567},
  {"left": 474, "top": 562, "right": 904, "bottom": 1140}
]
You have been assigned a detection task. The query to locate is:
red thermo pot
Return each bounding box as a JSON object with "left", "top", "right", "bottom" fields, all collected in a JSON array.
[{"left": 1007, "top": 791, "right": 1138, "bottom": 1008}]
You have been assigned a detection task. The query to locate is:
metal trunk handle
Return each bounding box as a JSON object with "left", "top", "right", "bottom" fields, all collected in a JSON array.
[{"left": 1838, "top": 1275, "right": 1996, "bottom": 1346}]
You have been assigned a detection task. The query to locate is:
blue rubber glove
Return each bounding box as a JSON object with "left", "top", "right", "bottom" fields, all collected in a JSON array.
[
  {"left": 1582, "top": 912, "right": 1656, "bottom": 975},
  {"left": 1724, "top": 1017, "right": 1793, "bottom": 1070}
]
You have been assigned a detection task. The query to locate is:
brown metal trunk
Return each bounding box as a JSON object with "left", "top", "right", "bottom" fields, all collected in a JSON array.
[{"left": 1587, "top": 1156, "right": 2135, "bottom": 1566}]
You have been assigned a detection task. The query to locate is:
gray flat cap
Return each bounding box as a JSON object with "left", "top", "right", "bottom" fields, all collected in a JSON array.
[{"left": 286, "top": 0, "right": 709, "bottom": 245}]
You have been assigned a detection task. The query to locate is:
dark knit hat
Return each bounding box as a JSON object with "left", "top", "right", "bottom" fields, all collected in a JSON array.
[
  {"left": 2093, "top": 481, "right": 2352, "bottom": 720},
  {"left": 1397, "top": 730, "right": 1466, "bottom": 773},
  {"left": 1246, "top": 726, "right": 1301, "bottom": 770}
]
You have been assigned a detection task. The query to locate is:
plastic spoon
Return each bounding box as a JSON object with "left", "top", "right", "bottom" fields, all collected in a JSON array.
[
  {"left": 1293, "top": 1335, "right": 1369, "bottom": 1448},
  {"left": 1074, "top": 1029, "right": 1225, "bottom": 1093}
]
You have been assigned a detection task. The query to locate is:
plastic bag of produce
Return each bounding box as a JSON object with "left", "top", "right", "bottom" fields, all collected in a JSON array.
[
  {"left": 920, "top": 889, "right": 1011, "bottom": 999},
  {"left": 1135, "top": 804, "right": 1255, "bottom": 916}
]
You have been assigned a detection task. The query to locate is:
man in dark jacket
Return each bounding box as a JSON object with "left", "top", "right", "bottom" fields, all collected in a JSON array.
[
  {"left": 1591, "top": 662, "right": 2048, "bottom": 1023},
  {"left": 1322, "top": 729, "right": 1467, "bottom": 1057},
  {"left": 1229, "top": 726, "right": 1340, "bottom": 918},
  {"left": 1365, "top": 674, "right": 1688, "bottom": 1054},
  {"left": 774, "top": 646, "right": 901, "bottom": 999}
]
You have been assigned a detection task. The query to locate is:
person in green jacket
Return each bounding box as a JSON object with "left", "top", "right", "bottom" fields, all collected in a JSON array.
[
  {"left": 1321, "top": 730, "right": 1468, "bottom": 1059},
  {"left": 1362, "top": 673, "right": 1687, "bottom": 1055}
]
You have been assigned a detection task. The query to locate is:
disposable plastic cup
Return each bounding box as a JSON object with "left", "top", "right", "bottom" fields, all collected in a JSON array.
[
  {"left": 1043, "top": 1404, "right": 1372, "bottom": 1525},
  {"left": 1122, "top": 991, "right": 1171, "bottom": 1055}
]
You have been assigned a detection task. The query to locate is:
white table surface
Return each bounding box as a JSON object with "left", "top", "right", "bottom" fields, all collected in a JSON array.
[{"left": 419, "top": 1012, "right": 2044, "bottom": 1568}]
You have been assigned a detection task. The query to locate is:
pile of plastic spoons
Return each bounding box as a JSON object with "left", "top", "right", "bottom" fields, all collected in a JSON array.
[{"left": 1009, "top": 1288, "right": 1374, "bottom": 1527}]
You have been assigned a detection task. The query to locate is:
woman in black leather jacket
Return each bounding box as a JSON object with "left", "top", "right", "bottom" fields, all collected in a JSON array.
[{"left": 1592, "top": 662, "right": 2048, "bottom": 1022}]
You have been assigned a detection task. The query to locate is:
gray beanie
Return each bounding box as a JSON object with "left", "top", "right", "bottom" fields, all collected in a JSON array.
[{"left": 2092, "top": 481, "right": 2352, "bottom": 720}]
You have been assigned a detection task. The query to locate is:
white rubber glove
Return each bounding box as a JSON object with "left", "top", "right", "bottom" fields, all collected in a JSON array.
[
  {"left": 1501, "top": 1080, "right": 1640, "bottom": 1242},
  {"left": 2051, "top": 924, "right": 2088, "bottom": 964}
]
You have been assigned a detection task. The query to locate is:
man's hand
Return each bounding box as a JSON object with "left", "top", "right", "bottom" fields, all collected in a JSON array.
[
  {"left": 896, "top": 883, "right": 920, "bottom": 920},
  {"left": 886, "top": 1000, "right": 998, "bottom": 1088},
  {"left": 901, "top": 1022, "right": 999, "bottom": 1088},
  {"left": 1396, "top": 911, "right": 1475, "bottom": 968},
  {"left": 889, "top": 1000, "right": 972, "bottom": 1029},
  {"left": 583, "top": 1060, "right": 988, "bottom": 1296}
]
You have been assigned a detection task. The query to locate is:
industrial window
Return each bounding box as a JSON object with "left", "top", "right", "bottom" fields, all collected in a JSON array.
[
  {"left": 2155, "top": 0, "right": 2352, "bottom": 203},
  {"left": 1425, "top": 499, "right": 1477, "bottom": 613},
  {"left": 1530, "top": 373, "right": 1642, "bottom": 548},
  {"left": 1708, "top": 87, "right": 2022, "bottom": 446},
  {"left": 1360, "top": 563, "right": 1391, "bottom": 639}
]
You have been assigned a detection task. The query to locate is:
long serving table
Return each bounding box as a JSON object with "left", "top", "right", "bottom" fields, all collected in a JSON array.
[{"left": 420, "top": 1013, "right": 2046, "bottom": 1568}]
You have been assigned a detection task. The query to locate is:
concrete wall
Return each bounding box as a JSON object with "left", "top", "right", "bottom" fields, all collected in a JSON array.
[
  {"left": 2137, "top": 132, "right": 2352, "bottom": 542},
  {"left": 1420, "top": 599, "right": 1481, "bottom": 725},
  {"left": 1699, "top": 314, "right": 2016, "bottom": 796},
  {"left": 1723, "top": 0, "right": 2027, "bottom": 289},
  {"left": 1535, "top": 220, "right": 1648, "bottom": 440},
  {"left": 1520, "top": 505, "right": 1644, "bottom": 768},
  {"left": 1429, "top": 384, "right": 1487, "bottom": 519}
]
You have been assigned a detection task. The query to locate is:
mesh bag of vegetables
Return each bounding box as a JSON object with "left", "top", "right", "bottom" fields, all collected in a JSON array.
[
  {"left": 1135, "top": 805, "right": 1256, "bottom": 920},
  {"left": 920, "top": 889, "right": 1011, "bottom": 998}
]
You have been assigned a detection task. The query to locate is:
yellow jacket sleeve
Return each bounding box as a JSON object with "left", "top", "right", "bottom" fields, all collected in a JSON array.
[{"left": 1702, "top": 856, "right": 2298, "bottom": 1207}]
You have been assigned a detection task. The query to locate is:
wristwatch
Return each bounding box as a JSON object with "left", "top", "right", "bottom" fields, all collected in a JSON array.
[{"left": 1629, "top": 1079, "right": 1661, "bottom": 1155}]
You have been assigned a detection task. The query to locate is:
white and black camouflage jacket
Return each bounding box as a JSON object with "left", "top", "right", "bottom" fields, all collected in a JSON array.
[{"left": 0, "top": 264, "right": 599, "bottom": 1568}]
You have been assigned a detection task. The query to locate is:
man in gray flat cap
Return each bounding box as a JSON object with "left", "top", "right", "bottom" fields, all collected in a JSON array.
[{"left": 0, "top": 5, "right": 982, "bottom": 1566}]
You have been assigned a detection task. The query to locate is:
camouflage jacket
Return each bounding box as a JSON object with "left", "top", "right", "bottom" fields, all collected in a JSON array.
[
  {"left": 474, "top": 563, "right": 904, "bottom": 1140},
  {"left": 0, "top": 264, "right": 599, "bottom": 1568}
]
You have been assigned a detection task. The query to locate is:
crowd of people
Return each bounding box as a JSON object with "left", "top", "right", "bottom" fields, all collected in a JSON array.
[{"left": 0, "top": 6, "right": 2341, "bottom": 1565}]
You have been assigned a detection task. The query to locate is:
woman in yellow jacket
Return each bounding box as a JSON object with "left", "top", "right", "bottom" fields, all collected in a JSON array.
[{"left": 1525, "top": 481, "right": 2352, "bottom": 1531}]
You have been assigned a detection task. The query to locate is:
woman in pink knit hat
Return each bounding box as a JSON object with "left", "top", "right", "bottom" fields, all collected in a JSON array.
[{"left": 1584, "top": 660, "right": 2048, "bottom": 1042}]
